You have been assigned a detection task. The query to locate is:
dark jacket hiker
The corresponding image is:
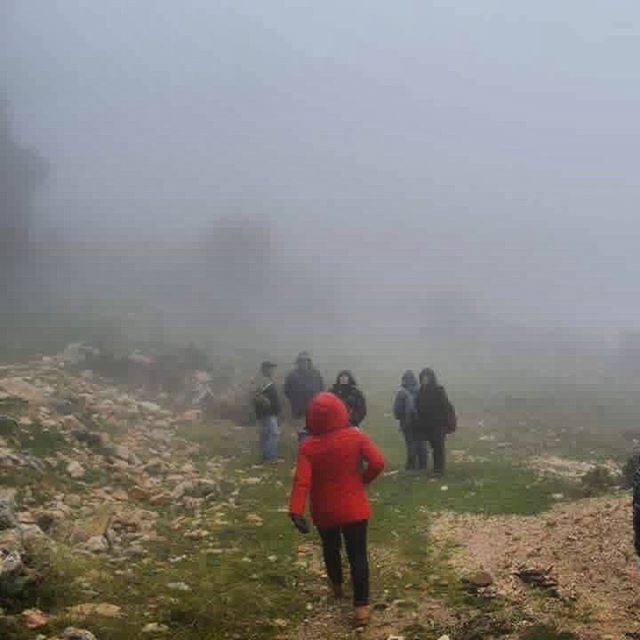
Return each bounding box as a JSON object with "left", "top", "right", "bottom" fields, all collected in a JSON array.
[
  {"left": 331, "top": 370, "right": 367, "bottom": 427},
  {"left": 414, "top": 368, "right": 456, "bottom": 474},
  {"left": 284, "top": 351, "right": 325, "bottom": 419}
]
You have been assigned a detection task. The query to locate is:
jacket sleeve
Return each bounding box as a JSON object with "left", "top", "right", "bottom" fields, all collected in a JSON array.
[
  {"left": 265, "top": 384, "right": 280, "bottom": 416},
  {"left": 289, "top": 446, "right": 312, "bottom": 515},
  {"left": 284, "top": 372, "right": 294, "bottom": 401},
  {"left": 316, "top": 371, "right": 325, "bottom": 393},
  {"left": 634, "top": 464, "right": 640, "bottom": 556},
  {"left": 439, "top": 385, "right": 450, "bottom": 407},
  {"left": 392, "top": 390, "right": 406, "bottom": 421},
  {"left": 360, "top": 434, "right": 385, "bottom": 485},
  {"left": 352, "top": 389, "right": 367, "bottom": 426}
]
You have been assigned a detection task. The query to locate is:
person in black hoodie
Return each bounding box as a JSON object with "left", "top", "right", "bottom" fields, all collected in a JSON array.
[
  {"left": 414, "top": 367, "right": 454, "bottom": 475},
  {"left": 330, "top": 370, "right": 367, "bottom": 427},
  {"left": 284, "top": 351, "right": 325, "bottom": 441}
]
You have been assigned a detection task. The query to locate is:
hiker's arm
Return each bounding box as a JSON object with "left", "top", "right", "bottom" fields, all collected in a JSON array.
[
  {"left": 353, "top": 391, "right": 367, "bottom": 426},
  {"left": 283, "top": 374, "right": 292, "bottom": 401},
  {"left": 392, "top": 391, "right": 405, "bottom": 421},
  {"left": 289, "top": 448, "right": 312, "bottom": 516},
  {"left": 266, "top": 384, "right": 281, "bottom": 415},
  {"left": 360, "top": 435, "right": 385, "bottom": 485}
]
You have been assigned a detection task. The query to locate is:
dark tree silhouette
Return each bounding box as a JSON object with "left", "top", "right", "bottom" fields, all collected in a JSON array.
[
  {"left": 0, "top": 96, "right": 48, "bottom": 316},
  {"left": 0, "top": 97, "right": 47, "bottom": 253}
]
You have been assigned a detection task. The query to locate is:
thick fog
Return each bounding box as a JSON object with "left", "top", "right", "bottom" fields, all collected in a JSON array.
[{"left": 3, "top": 1, "right": 640, "bottom": 379}]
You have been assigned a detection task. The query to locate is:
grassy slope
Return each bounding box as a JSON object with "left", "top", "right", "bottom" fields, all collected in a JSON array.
[{"left": 1, "top": 403, "right": 609, "bottom": 640}]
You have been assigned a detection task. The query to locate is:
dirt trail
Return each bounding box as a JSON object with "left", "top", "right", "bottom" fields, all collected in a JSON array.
[
  {"left": 283, "top": 495, "right": 639, "bottom": 640},
  {"left": 432, "top": 495, "right": 640, "bottom": 640}
]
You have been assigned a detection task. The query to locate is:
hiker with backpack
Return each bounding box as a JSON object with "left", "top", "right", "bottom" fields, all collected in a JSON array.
[
  {"left": 393, "top": 370, "right": 426, "bottom": 470},
  {"left": 288, "top": 392, "right": 385, "bottom": 627},
  {"left": 253, "top": 361, "right": 281, "bottom": 463},
  {"left": 330, "top": 370, "right": 367, "bottom": 427},
  {"left": 414, "top": 367, "right": 456, "bottom": 476}
]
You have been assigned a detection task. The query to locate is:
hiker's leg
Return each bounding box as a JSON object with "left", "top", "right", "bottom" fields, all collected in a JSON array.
[
  {"left": 318, "top": 526, "right": 343, "bottom": 589},
  {"left": 416, "top": 439, "right": 428, "bottom": 470},
  {"left": 259, "top": 418, "right": 269, "bottom": 460},
  {"left": 343, "top": 520, "right": 369, "bottom": 606},
  {"left": 262, "top": 416, "right": 279, "bottom": 461},
  {"left": 403, "top": 429, "right": 415, "bottom": 469},
  {"left": 431, "top": 432, "right": 446, "bottom": 475}
]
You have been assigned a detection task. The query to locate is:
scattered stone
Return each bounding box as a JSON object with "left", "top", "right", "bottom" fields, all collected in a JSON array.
[
  {"left": 515, "top": 565, "right": 559, "bottom": 596},
  {"left": 0, "top": 548, "right": 23, "bottom": 576},
  {"left": 0, "top": 490, "right": 19, "bottom": 530},
  {"left": 21, "top": 608, "right": 51, "bottom": 629},
  {"left": 246, "top": 513, "right": 263, "bottom": 527},
  {"left": 142, "top": 622, "right": 169, "bottom": 634},
  {"left": 68, "top": 603, "right": 122, "bottom": 619},
  {"left": 0, "top": 378, "right": 45, "bottom": 403},
  {"left": 466, "top": 571, "right": 494, "bottom": 588},
  {"left": 60, "top": 628, "right": 98, "bottom": 640},
  {"left": 84, "top": 535, "right": 109, "bottom": 554},
  {"left": 66, "top": 461, "right": 86, "bottom": 479}
]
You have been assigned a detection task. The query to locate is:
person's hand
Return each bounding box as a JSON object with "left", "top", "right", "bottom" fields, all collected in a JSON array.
[{"left": 289, "top": 513, "right": 310, "bottom": 534}]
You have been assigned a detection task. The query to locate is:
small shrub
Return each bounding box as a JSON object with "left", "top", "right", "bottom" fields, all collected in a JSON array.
[{"left": 580, "top": 466, "right": 617, "bottom": 495}]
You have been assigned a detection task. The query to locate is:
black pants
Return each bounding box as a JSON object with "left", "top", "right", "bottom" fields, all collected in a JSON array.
[
  {"left": 403, "top": 429, "right": 427, "bottom": 470},
  {"left": 427, "top": 431, "right": 446, "bottom": 474},
  {"left": 317, "top": 520, "right": 369, "bottom": 606}
]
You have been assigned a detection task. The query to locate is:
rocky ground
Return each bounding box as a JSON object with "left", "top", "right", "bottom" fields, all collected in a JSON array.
[
  {"left": 0, "top": 353, "right": 248, "bottom": 639},
  {"left": 431, "top": 495, "right": 640, "bottom": 640},
  {"left": 0, "top": 350, "right": 637, "bottom": 640}
]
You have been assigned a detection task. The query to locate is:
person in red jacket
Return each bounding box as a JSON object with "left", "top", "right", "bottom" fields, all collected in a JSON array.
[{"left": 288, "top": 392, "right": 385, "bottom": 627}]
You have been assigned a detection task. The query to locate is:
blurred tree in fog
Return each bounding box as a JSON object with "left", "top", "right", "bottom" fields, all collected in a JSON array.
[
  {"left": 0, "top": 95, "right": 48, "bottom": 341},
  {"left": 0, "top": 96, "right": 47, "bottom": 279},
  {"left": 202, "top": 215, "right": 276, "bottom": 326}
]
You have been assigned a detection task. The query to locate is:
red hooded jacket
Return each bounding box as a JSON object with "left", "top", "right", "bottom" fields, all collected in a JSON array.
[{"left": 288, "top": 392, "right": 385, "bottom": 529}]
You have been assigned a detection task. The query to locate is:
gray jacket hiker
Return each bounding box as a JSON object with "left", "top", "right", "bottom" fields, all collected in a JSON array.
[{"left": 393, "top": 370, "right": 427, "bottom": 470}]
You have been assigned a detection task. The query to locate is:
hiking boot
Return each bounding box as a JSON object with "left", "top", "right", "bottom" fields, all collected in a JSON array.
[
  {"left": 354, "top": 605, "right": 370, "bottom": 626},
  {"left": 331, "top": 584, "right": 344, "bottom": 599}
]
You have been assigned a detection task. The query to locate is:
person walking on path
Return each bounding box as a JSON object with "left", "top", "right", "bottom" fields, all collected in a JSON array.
[
  {"left": 284, "top": 351, "right": 324, "bottom": 441},
  {"left": 288, "top": 392, "right": 385, "bottom": 627},
  {"left": 330, "top": 370, "right": 367, "bottom": 427},
  {"left": 252, "top": 361, "right": 281, "bottom": 463},
  {"left": 393, "top": 370, "right": 426, "bottom": 470},
  {"left": 414, "top": 367, "right": 456, "bottom": 475}
]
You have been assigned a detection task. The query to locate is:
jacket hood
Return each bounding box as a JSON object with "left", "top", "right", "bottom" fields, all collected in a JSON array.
[
  {"left": 419, "top": 367, "right": 437, "bottom": 386},
  {"left": 401, "top": 370, "right": 418, "bottom": 388},
  {"left": 295, "top": 351, "right": 313, "bottom": 367},
  {"left": 334, "top": 369, "right": 357, "bottom": 386},
  {"left": 306, "top": 392, "right": 349, "bottom": 435}
]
